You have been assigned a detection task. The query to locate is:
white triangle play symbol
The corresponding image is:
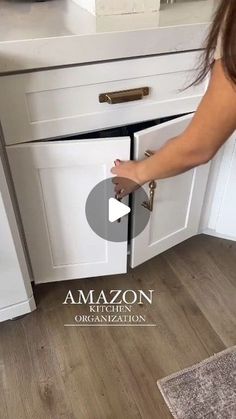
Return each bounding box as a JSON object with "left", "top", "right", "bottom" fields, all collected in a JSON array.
[{"left": 108, "top": 198, "right": 131, "bottom": 223}]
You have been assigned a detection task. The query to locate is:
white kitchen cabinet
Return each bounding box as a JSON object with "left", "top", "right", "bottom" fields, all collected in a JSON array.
[
  {"left": 131, "top": 114, "right": 210, "bottom": 267},
  {"left": 7, "top": 137, "right": 130, "bottom": 283},
  {"left": 215, "top": 137, "right": 236, "bottom": 238},
  {"left": 201, "top": 132, "right": 236, "bottom": 241},
  {"left": 7, "top": 114, "right": 211, "bottom": 283},
  {"left": 1, "top": 45, "right": 235, "bottom": 285},
  {"left": 2, "top": 49, "right": 208, "bottom": 284},
  {"left": 0, "top": 155, "right": 35, "bottom": 321},
  {"left": 5, "top": 113, "right": 236, "bottom": 284}
]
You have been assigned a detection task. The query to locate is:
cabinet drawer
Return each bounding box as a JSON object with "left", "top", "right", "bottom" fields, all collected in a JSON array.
[{"left": 0, "top": 52, "right": 205, "bottom": 145}]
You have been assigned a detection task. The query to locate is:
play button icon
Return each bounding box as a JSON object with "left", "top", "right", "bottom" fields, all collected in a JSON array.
[
  {"left": 108, "top": 198, "right": 131, "bottom": 223},
  {"left": 85, "top": 177, "right": 150, "bottom": 242}
]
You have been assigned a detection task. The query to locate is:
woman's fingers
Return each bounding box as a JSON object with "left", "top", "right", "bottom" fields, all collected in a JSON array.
[
  {"left": 111, "top": 162, "right": 122, "bottom": 175},
  {"left": 114, "top": 184, "right": 121, "bottom": 193},
  {"left": 111, "top": 166, "right": 117, "bottom": 175},
  {"left": 111, "top": 159, "right": 123, "bottom": 174},
  {"left": 111, "top": 159, "right": 142, "bottom": 197}
]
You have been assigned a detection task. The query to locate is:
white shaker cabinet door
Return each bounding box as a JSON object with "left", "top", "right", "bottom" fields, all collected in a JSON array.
[
  {"left": 130, "top": 114, "right": 210, "bottom": 268},
  {"left": 0, "top": 158, "right": 35, "bottom": 321},
  {"left": 7, "top": 137, "right": 130, "bottom": 284}
]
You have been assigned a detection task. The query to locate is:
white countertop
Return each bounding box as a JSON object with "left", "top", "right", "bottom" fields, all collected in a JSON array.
[{"left": 0, "top": 0, "right": 215, "bottom": 73}]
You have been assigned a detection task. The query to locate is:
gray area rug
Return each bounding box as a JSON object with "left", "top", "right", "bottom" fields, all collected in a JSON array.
[{"left": 157, "top": 346, "right": 236, "bottom": 419}]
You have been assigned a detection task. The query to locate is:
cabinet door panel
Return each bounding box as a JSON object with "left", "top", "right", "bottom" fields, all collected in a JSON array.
[
  {"left": 130, "top": 114, "right": 210, "bottom": 268},
  {"left": 203, "top": 133, "right": 236, "bottom": 240},
  {"left": 7, "top": 137, "right": 130, "bottom": 283},
  {"left": 216, "top": 137, "right": 236, "bottom": 238}
]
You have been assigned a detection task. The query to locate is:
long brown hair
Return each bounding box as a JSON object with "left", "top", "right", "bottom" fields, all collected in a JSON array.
[{"left": 194, "top": 0, "right": 236, "bottom": 85}]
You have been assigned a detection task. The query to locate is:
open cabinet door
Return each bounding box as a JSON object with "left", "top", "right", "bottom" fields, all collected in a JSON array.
[
  {"left": 7, "top": 137, "right": 130, "bottom": 284},
  {"left": 130, "top": 114, "right": 210, "bottom": 268}
]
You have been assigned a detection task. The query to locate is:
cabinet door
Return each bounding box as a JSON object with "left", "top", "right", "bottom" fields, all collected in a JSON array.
[
  {"left": 0, "top": 157, "right": 35, "bottom": 321},
  {"left": 130, "top": 114, "right": 210, "bottom": 268},
  {"left": 7, "top": 137, "right": 130, "bottom": 284},
  {"left": 202, "top": 132, "right": 236, "bottom": 240}
]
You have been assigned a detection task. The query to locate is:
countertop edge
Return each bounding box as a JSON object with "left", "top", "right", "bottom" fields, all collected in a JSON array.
[{"left": 0, "top": 23, "right": 210, "bottom": 74}]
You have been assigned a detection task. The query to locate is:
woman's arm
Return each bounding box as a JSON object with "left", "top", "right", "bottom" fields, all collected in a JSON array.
[{"left": 111, "top": 60, "right": 236, "bottom": 196}]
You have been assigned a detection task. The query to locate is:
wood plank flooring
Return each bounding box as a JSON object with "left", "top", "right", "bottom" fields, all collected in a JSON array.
[{"left": 0, "top": 234, "right": 236, "bottom": 419}]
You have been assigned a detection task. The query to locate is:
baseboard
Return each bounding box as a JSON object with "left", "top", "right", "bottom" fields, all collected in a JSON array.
[
  {"left": 0, "top": 296, "right": 36, "bottom": 322},
  {"left": 201, "top": 229, "right": 236, "bottom": 243}
]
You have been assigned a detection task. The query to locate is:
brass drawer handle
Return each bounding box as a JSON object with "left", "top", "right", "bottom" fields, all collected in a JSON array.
[
  {"left": 99, "top": 87, "right": 149, "bottom": 105},
  {"left": 142, "top": 150, "right": 157, "bottom": 212},
  {"left": 115, "top": 193, "right": 122, "bottom": 223},
  {"left": 144, "top": 150, "right": 154, "bottom": 158}
]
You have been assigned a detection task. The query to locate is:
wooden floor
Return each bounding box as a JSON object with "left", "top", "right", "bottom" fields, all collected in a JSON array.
[{"left": 1, "top": 235, "right": 236, "bottom": 419}]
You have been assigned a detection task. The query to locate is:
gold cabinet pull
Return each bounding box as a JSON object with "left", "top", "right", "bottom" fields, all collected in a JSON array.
[
  {"left": 142, "top": 150, "right": 157, "bottom": 212},
  {"left": 142, "top": 180, "right": 157, "bottom": 212},
  {"left": 144, "top": 150, "right": 154, "bottom": 158},
  {"left": 115, "top": 193, "right": 122, "bottom": 223},
  {"left": 99, "top": 87, "right": 149, "bottom": 105}
]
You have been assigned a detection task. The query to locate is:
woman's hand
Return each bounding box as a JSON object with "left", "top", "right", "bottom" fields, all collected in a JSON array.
[{"left": 111, "top": 159, "right": 145, "bottom": 198}]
